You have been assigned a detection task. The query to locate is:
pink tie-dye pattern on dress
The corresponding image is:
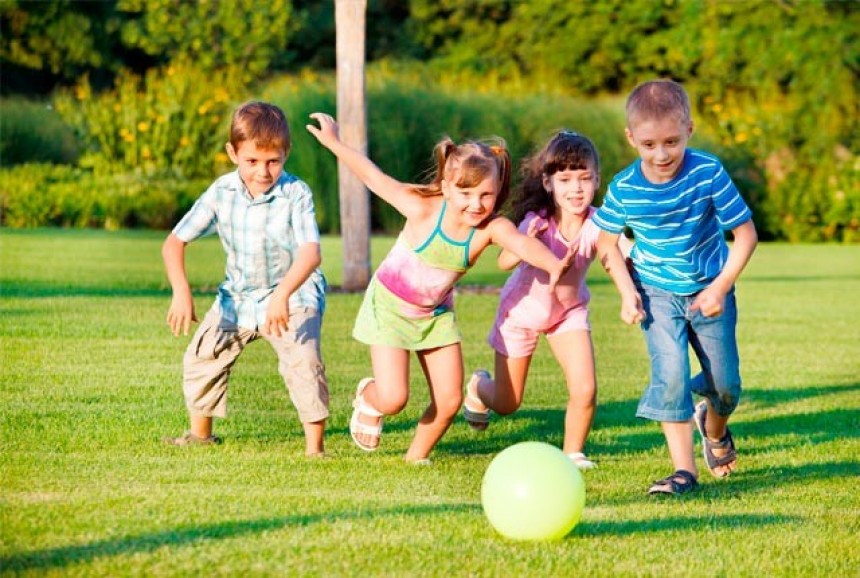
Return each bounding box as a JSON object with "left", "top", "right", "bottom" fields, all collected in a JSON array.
[{"left": 376, "top": 238, "right": 463, "bottom": 318}]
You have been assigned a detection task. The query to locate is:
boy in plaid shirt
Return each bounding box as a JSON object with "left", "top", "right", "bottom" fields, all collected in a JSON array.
[{"left": 162, "top": 101, "right": 329, "bottom": 456}]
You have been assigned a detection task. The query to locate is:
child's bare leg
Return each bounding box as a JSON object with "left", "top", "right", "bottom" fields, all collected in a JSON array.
[
  {"left": 353, "top": 345, "right": 411, "bottom": 449},
  {"left": 701, "top": 399, "right": 736, "bottom": 477},
  {"left": 481, "top": 353, "right": 530, "bottom": 414},
  {"left": 547, "top": 330, "right": 596, "bottom": 455},
  {"left": 406, "top": 344, "right": 464, "bottom": 462},
  {"left": 661, "top": 420, "right": 698, "bottom": 478},
  {"left": 303, "top": 419, "right": 326, "bottom": 456},
  {"left": 190, "top": 414, "right": 213, "bottom": 439}
]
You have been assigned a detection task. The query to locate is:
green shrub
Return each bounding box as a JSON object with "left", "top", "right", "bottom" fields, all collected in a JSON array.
[
  {"left": 53, "top": 57, "right": 247, "bottom": 179},
  {"left": 0, "top": 98, "right": 80, "bottom": 166},
  {"left": 0, "top": 163, "right": 208, "bottom": 230},
  {"left": 265, "top": 70, "right": 632, "bottom": 233}
]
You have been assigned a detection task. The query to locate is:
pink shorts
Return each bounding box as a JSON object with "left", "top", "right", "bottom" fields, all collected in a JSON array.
[{"left": 488, "top": 305, "right": 591, "bottom": 358}]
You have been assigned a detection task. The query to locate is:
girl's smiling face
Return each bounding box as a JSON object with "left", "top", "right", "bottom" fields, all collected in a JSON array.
[
  {"left": 543, "top": 166, "right": 598, "bottom": 218},
  {"left": 442, "top": 172, "right": 500, "bottom": 228}
]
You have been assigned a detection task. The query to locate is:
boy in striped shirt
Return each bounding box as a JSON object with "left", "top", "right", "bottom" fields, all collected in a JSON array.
[{"left": 594, "top": 80, "right": 758, "bottom": 495}]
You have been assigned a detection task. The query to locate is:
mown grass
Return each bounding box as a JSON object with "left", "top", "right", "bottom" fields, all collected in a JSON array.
[{"left": 1, "top": 229, "right": 858, "bottom": 577}]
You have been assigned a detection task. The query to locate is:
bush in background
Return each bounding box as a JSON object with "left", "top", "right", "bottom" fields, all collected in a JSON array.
[
  {"left": 53, "top": 57, "right": 247, "bottom": 179},
  {"left": 0, "top": 98, "right": 80, "bottom": 166},
  {"left": 0, "top": 163, "right": 208, "bottom": 230},
  {"left": 266, "top": 68, "right": 633, "bottom": 234}
]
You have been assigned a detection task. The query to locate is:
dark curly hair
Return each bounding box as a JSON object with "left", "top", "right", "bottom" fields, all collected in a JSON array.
[{"left": 507, "top": 130, "right": 600, "bottom": 225}]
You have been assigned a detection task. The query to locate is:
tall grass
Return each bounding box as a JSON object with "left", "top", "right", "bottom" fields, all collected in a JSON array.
[
  {"left": 265, "top": 70, "right": 633, "bottom": 234},
  {"left": 1, "top": 229, "right": 858, "bottom": 576},
  {"left": 0, "top": 98, "right": 80, "bottom": 166}
]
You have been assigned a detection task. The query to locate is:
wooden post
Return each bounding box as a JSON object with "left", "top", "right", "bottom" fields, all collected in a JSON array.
[{"left": 335, "top": 0, "right": 370, "bottom": 291}]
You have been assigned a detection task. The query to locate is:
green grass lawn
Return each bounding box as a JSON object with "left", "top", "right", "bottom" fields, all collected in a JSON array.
[{"left": 1, "top": 229, "right": 858, "bottom": 577}]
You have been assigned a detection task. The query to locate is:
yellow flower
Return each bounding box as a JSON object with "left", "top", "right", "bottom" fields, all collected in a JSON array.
[
  {"left": 215, "top": 152, "right": 229, "bottom": 163},
  {"left": 137, "top": 122, "right": 150, "bottom": 132},
  {"left": 179, "top": 136, "right": 191, "bottom": 147},
  {"left": 735, "top": 132, "right": 748, "bottom": 143},
  {"left": 141, "top": 147, "right": 152, "bottom": 159},
  {"left": 712, "top": 103, "right": 723, "bottom": 113}
]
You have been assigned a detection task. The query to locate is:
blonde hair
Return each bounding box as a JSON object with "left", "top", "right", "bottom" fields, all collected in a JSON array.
[
  {"left": 626, "top": 79, "right": 691, "bottom": 127},
  {"left": 412, "top": 137, "right": 512, "bottom": 216},
  {"left": 230, "top": 101, "right": 291, "bottom": 154}
]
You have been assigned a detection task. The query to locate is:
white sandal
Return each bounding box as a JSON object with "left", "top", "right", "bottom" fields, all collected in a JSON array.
[
  {"left": 463, "top": 370, "right": 491, "bottom": 431},
  {"left": 567, "top": 452, "right": 597, "bottom": 470},
  {"left": 350, "top": 377, "right": 384, "bottom": 451}
]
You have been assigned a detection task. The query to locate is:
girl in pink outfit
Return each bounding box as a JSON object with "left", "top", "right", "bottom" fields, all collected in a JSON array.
[{"left": 463, "top": 130, "right": 632, "bottom": 470}]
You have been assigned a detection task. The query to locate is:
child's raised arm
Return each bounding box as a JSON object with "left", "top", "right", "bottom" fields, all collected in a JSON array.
[
  {"left": 306, "top": 113, "right": 425, "bottom": 220},
  {"left": 487, "top": 217, "right": 571, "bottom": 290}
]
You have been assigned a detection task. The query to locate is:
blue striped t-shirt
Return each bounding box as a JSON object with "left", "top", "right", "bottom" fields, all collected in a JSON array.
[
  {"left": 173, "top": 170, "right": 327, "bottom": 330},
  {"left": 593, "top": 149, "right": 752, "bottom": 295}
]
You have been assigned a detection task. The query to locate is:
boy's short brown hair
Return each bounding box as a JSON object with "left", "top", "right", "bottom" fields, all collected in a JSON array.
[
  {"left": 626, "top": 79, "right": 691, "bottom": 127},
  {"left": 230, "top": 101, "right": 291, "bottom": 154}
]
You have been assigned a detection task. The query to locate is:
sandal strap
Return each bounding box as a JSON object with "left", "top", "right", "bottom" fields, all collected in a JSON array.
[
  {"left": 354, "top": 378, "right": 383, "bottom": 418},
  {"left": 350, "top": 413, "right": 382, "bottom": 436},
  {"left": 463, "top": 370, "right": 491, "bottom": 423},
  {"left": 567, "top": 452, "right": 597, "bottom": 470},
  {"left": 649, "top": 469, "right": 698, "bottom": 495}
]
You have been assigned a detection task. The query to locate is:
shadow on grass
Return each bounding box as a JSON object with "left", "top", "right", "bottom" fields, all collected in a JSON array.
[
  {"left": 0, "top": 503, "right": 476, "bottom": 572},
  {"left": 445, "top": 381, "right": 859, "bottom": 458},
  {"left": 575, "top": 512, "right": 797, "bottom": 538},
  {"left": 0, "top": 281, "right": 208, "bottom": 299},
  {"left": 743, "top": 382, "right": 860, "bottom": 407}
]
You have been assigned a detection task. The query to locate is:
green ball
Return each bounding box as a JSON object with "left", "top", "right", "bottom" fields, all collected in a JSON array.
[{"left": 481, "top": 441, "right": 586, "bottom": 541}]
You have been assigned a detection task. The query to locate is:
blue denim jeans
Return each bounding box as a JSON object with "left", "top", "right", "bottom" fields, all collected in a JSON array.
[{"left": 635, "top": 282, "right": 742, "bottom": 422}]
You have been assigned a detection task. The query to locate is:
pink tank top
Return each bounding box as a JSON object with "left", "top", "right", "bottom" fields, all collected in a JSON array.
[
  {"left": 375, "top": 202, "right": 475, "bottom": 316},
  {"left": 498, "top": 209, "right": 597, "bottom": 328}
]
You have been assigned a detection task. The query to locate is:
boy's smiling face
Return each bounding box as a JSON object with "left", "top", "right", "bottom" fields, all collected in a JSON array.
[
  {"left": 226, "top": 140, "right": 287, "bottom": 198},
  {"left": 625, "top": 116, "right": 693, "bottom": 184}
]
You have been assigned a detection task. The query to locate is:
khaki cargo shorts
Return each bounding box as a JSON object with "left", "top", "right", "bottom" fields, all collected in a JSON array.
[{"left": 182, "top": 306, "right": 329, "bottom": 423}]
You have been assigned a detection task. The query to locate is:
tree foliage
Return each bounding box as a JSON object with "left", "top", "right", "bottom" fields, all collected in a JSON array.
[
  {"left": 2, "top": 0, "right": 857, "bottom": 240},
  {"left": 116, "top": 0, "right": 295, "bottom": 76}
]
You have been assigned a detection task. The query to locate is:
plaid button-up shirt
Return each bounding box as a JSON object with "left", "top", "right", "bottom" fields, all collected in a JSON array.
[{"left": 173, "top": 170, "right": 327, "bottom": 330}]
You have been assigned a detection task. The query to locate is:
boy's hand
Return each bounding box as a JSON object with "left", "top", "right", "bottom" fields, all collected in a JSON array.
[
  {"left": 166, "top": 293, "right": 197, "bottom": 336},
  {"left": 620, "top": 291, "right": 645, "bottom": 325},
  {"left": 690, "top": 284, "right": 726, "bottom": 318},
  {"left": 305, "top": 113, "right": 340, "bottom": 148},
  {"left": 264, "top": 291, "right": 290, "bottom": 338}
]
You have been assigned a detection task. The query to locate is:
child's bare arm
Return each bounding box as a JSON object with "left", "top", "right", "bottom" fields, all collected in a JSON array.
[
  {"left": 488, "top": 217, "right": 570, "bottom": 289},
  {"left": 306, "top": 113, "right": 424, "bottom": 219},
  {"left": 691, "top": 219, "right": 758, "bottom": 317},
  {"left": 264, "top": 242, "right": 322, "bottom": 337},
  {"left": 162, "top": 233, "right": 197, "bottom": 336},
  {"left": 497, "top": 216, "right": 547, "bottom": 270},
  {"left": 597, "top": 230, "right": 644, "bottom": 325},
  {"left": 617, "top": 232, "right": 635, "bottom": 259}
]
